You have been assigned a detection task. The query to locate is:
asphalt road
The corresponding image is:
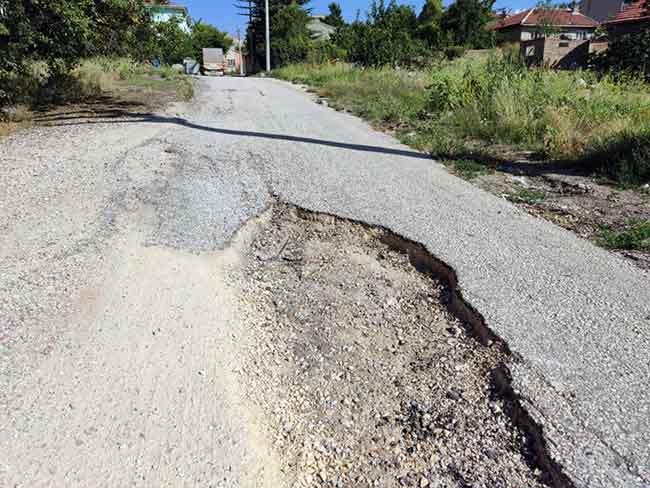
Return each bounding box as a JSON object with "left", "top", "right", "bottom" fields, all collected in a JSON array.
[{"left": 1, "top": 76, "right": 649, "bottom": 487}]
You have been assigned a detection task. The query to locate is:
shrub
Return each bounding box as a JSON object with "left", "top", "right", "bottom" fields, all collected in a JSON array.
[
  {"left": 444, "top": 46, "right": 466, "bottom": 60},
  {"left": 600, "top": 221, "right": 650, "bottom": 250},
  {"left": 591, "top": 25, "right": 650, "bottom": 80},
  {"left": 426, "top": 53, "right": 650, "bottom": 180},
  {"left": 585, "top": 128, "right": 650, "bottom": 185}
]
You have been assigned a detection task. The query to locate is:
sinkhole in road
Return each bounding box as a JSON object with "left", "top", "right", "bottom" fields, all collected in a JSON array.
[{"left": 235, "top": 203, "right": 570, "bottom": 488}]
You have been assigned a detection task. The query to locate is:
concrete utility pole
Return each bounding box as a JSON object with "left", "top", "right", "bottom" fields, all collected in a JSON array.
[
  {"left": 265, "top": 0, "right": 271, "bottom": 72},
  {"left": 237, "top": 28, "right": 244, "bottom": 76}
]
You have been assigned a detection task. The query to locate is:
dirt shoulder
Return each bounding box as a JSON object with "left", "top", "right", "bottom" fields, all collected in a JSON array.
[
  {"left": 1, "top": 68, "right": 193, "bottom": 136},
  {"left": 454, "top": 155, "right": 650, "bottom": 271},
  {"left": 234, "top": 204, "right": 552, "bottom": 488}
]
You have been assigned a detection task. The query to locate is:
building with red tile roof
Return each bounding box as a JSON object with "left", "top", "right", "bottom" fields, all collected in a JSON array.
[
  {"left": 491, "top": 8, "right": 599, "bottom": 43},
  {"left": 603, "top": 1, "right": 650, "bottom": 35}
]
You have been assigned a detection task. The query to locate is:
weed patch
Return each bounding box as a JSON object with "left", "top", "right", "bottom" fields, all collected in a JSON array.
[
  {"left": 440, "top": 159, "right": 493, "bottom": 180},
  {"left": 508, "top": 189, "right": 546, "bottom": 205},
  {"left": 599, "top": 221, "right": 650, "bottom": 251},
  {"left": 274, "top": 59, "right": 650, "bottom": 186}
]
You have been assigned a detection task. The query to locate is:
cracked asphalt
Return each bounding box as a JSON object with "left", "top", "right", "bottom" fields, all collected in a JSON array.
[{"left": 1, "top": 76, "right": 649, "bottom": 487}]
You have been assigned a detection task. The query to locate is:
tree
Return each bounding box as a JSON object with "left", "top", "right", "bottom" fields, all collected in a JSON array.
[
  {"left": 342, "top": 0, "right": 425, "bottom": 67},
  {"left": 270, "top": 2, "right": 312, "bottom": 66},
  {"left": 534, "top": 0, "right": 562, "bottom": 38},
  {"left": 91, "top": 0, "right": 151, "bottom": 57},
  {"left": 417, "top": 0, "right": 444, "bottom": 48},
  {"left": 244, "top": 0, "right": 311, "bottom": 70},
  {"left": 189, "top": 22, "right": 233, "bottom": 62},
  {"left": 324, "top": 2, "right": 345, "bottom": 28},
  {"left": 0, "top": 0, "right": 95, "bottom": 76},
  {"left": 151, "top": 17, "right": 192, "bottom": 64},
  {"left": 440, "top": 0, "right": 496, "bottom": 49},
  {"left": 592, "top": 25, "right": 650, "bottom": 80}
]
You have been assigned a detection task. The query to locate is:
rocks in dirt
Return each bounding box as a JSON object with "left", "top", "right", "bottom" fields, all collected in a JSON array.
[{"left": 235, "top": 205, "right": 548, "bottom": 488}]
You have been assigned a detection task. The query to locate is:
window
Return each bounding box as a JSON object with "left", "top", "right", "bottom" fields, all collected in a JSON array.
[
  {"left": 228, "top": 59, "right": 236, "bottom": 68},
  {"left": 525, "top": 46, "right": 536, "bottom": 57}
]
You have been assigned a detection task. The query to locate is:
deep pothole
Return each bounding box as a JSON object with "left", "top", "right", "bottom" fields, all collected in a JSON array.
[{"left": 236, "top": 203, "right": 563, "bottom": 488}]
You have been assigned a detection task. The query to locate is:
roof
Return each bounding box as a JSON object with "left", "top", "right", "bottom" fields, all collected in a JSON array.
[
  {"left": 143, "top": 1, "right": 188, "bottom": 14},
  {"left": 307, "top": 17, "right": 336, "bottom": 40},
  {"left": 603, "top": 1, "right": 650, "bottom": 24},
  {"left": 491, "top": 8, "right": 599, "bottom": 30}
]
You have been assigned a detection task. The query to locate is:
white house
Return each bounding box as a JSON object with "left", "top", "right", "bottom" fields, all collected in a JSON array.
[{"left": 144, "top": 1, "right": 191, "bottom": 33}]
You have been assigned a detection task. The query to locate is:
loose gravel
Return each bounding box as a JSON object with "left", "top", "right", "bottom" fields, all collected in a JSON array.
[{"left": 236, "top": 204, "right": 547, "bottom": 488}]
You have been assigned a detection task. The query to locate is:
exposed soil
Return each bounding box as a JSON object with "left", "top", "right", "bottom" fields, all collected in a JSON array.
[
  {"left": 468, "top": 156, "right": 650, "bottom": 271},
  {"left": 1, "top": 74, "right": 184, "bottom": 136},
  {"left": 235, "top": 204, "right": 549, "bottom": 488}
]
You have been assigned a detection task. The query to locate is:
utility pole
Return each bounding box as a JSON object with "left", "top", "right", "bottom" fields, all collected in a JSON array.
[
  {"left": 237, "top": 28, "right": 244, "bottom": 76},
  {"left": 265, "top": 0, "right": 271, "bottom": 72}
]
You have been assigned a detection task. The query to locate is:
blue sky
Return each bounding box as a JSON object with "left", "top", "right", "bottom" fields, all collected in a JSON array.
[{"left": 185, "top": 0, "right": 537, "bottom": 35}]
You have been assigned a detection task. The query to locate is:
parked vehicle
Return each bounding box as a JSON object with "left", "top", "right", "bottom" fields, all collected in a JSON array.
[{"left": 202, "top": 48, "right": 225, "bottom": 76}]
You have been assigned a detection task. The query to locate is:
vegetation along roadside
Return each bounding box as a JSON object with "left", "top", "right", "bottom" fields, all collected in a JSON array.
[
  {"left": 273, "top": 54, "right": 650, "bottom": 268},
  {"left": 0, "top": 1, "right": 233, "bottom": 136}
]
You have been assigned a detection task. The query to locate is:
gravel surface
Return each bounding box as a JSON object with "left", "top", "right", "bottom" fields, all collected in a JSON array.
[
  {"left": 205, "top": 77, "right": 649, "bottom": 488},
  {"left": 1, "top": 76, "right": 649, "bottom": 488},
  {"left": 237, "top": 204, "right": 547, "bottom": 488},
  {"left": 0, "top": 99, "right": 273, "bottom": 486}
]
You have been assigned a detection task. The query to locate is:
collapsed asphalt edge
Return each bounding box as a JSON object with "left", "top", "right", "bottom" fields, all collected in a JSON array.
[{"left": 286, "top": 202, "right": 576, "bottom": 488}]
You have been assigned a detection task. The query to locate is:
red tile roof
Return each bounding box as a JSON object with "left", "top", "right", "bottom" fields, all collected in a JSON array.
[
  {"left": 603, "top": 1, "right": 650, "bottom": 24},
  {"left": 491, "top": 8, "right": 599, "bottom": 30}
]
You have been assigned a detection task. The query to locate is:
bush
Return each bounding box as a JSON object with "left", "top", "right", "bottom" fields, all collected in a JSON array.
[
  {"left": 586, "top": 128, "right": 650, "bottom": 185},
  {"left": 600, "top": 221, "right": 650, "bottom": 250},
  {"left": 339, "top": 0, "right": 427, "bottom": 67},
  {"left": 426, "top": 53, "right": 650, "bottom": 177},
  {"left": 591, "top": 25, "right": 650, "bottom": 80},
  {"left": 444, "top": 46, "right": 466, "bottom": 60}
]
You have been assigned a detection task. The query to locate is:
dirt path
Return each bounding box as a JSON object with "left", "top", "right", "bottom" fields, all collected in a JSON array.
[
  {"left": 2, "top": 76, "right": 648, "bottom": 488},
  {"left": 0, "top": 225, "right": 284, "bottom": 487},
  {"left": 234, "top": 205, "right": 548, "bottom": 488}
]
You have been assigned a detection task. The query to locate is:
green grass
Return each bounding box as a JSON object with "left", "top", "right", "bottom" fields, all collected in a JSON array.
[
  {"left": 274, "top": 63, "right": 429, "bottom": 131},
  {"left": 273, "top": 57, "right": 650, "bottom": 186},
  {"left": 508, "top": 188, "right": 546, "bottom": 205},
  {"left": 440, "top": 159, "right": 493, "bottom": 180},
  {"left": 599, "top": 221, "right": 650, "bottom": 251}
]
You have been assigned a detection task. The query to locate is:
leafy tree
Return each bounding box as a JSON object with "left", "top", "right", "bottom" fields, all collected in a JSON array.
[
  {"left": 324, "top": 2, "right": 345, "bottom": 28},
  {"left": 440, "top": 0, "right": 496, "bottom": 49},
  {"left": 91, "top": 0, "right": 151, "bottom": 57},
  {"left": 417, "top": 0, "right": 444, "bottom": 48},
  {"left": 150, "top": 18, "right": 192, "bottom": 64},
  {"left": 270, "top": 2, "right": 312, "bottom": 66},
  {"left": 189, "top": 22, "right": 233, "bottom": 62},
  {"left": 534, "top": 0, "right": 562, "bottom": 37},
  {"left": 343, "top": 0, "right": 425, "bottom": 67},
  {"left": 0, "top": 0, "right": 94, "bottom": 77},
  {"left": 592, "top": 25, "right": 650, "bottom": 80},
  {"left": 242, "top": 0, "right": 311, "bottom": 69}
]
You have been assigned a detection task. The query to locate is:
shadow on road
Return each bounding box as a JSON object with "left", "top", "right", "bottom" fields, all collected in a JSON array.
[
  {"left": 36, "top": 106, "right": 594, "bottom": 178},
  {"left": 35, "top": 107, "right": 434, "bottom": 161}
]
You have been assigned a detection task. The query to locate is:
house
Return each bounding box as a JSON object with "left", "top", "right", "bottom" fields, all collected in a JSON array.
[
  {"left": 307, "top": 16, "right": 336, "bottom": 41},
  {"left": 491, "top": 8, "right": 599, "bottom": 43},
  {"left": 224, "top": 36, "right": 245, "bottom": 75},
  {"left": 579, "top": 0, "right": 627, "bottom": 22},
  {"left": 602, "top": 0, "right": 650, "bottom": 35},
  {"left": 144, "top": 1, "right": 191, "bottom": 33}
]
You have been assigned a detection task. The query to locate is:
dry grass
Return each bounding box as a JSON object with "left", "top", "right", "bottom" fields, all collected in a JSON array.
[{"left": 1, "top": 57, "right": 194, "bottom": 138}]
